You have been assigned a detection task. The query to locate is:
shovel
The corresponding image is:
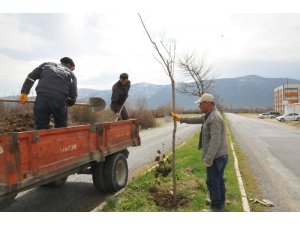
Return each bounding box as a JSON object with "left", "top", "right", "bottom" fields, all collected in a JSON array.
[
  {"left": 115, "top": 103, "right": 125, "bottom": 121},
  {"left": 0, "top": 97, "right": 106, "bottom": 112}
]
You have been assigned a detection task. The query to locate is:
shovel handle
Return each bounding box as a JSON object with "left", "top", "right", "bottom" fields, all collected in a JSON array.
[
  {"left": 115, "top": 103, "right": 125, "bottom": 121},
  {"left": 0, "top": 98, "right": 35, "bottom": 104},
  {"left": 0, "top": 98, "right": 89, "bottom": 106}
]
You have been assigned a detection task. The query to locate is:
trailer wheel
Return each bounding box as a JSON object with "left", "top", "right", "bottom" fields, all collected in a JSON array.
[
  {"left": 0, "top": 194, "right": 17, "bottom": 210},
  {"left": 104, "top": 153, "right": 128, "bottom": 193},
  {"left": 41, "top": 176, "right": 68, "bottom": 188},
  {"left": 92, "top": 162, "right": 109, "bottom": 193}
]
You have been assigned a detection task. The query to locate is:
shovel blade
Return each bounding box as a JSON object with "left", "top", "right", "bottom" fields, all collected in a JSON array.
[{"left": 89, "top": 97, "right": 106, "bottom": 112}]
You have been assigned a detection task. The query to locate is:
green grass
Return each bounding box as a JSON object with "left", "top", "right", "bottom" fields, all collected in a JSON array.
[
  {"left": 100, "top": 127, "right": 244, "bottom": 212},
  {"left": 224, "top": 117, "right": 266, "bottom": 212}
]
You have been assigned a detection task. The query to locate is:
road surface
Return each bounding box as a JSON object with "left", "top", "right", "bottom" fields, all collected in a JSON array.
[
  {"left": 2, "top": 122, "right": 199, "bottom": 212},
  {"left": 226, "top": 113, "right": 300, "bottom": 212}
]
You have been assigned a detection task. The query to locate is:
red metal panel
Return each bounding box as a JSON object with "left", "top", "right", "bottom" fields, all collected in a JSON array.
[
  {"left": 98, "top": 120, "right": 140, "bottom": 155},
  {"left": 0, "top": 134, "right": 9, "bottom": 191},
  {"left": 35, "top": 127, "right": 91, "bottom": 174},
  {"left": 0, "top": 133, "right": 19, "bottom": 189}
]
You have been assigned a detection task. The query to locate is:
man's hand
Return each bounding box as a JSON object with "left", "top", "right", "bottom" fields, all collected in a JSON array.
[
  {"left": 203, "top": 162, "right": 210, "bottom": 167},
  {"left": 19, "top": 93, "right": 28, "bottom": 104},
  {"left": 171, "top": 112, "right": 181, "bottom": 122},
  {"left": 66, "top": 97, "right": 76, "bottom": 107},
  {"left": 203, "top": 159, "right": 212, "bottom": 167}
]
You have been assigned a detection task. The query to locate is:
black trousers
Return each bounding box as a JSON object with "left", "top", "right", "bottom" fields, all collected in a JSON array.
[
  {"left": 120, "top": 106, "right": 129, "bottom": 120},
  {"left": 34, "top": 94, "right": 67, "bottom": 130},
  {"left": 110, "top": 105, "right": 129, "bottom": 120}
]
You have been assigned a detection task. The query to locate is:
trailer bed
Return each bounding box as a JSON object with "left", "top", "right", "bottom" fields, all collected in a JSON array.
[{"left": 0, "top": 119, "right": 140, "bottom": 197}]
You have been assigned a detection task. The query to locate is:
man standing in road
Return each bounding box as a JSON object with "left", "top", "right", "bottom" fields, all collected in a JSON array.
[
  {"left": 19, "top": 57, "right": 77, "bottom": 130},
  {"left": 172, "top": 93, "right": 228, "bottom": 211},
  {"left": 110, "top": 73, "right": 131, "bottom": 120}
]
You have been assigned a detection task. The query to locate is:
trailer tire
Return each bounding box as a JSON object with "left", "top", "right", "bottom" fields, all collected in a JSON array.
[
  {"left": 104, "top": 153, "right": 128, "bottom": 193},
  {"left": 0, "top": 194, "right": 17, "bottom": 210},
  {"left": 41, "top": 176, "right": 68, "bottom": 188},
  {"left": 92, "top": 162, "right": 109, "bottom": 193}
]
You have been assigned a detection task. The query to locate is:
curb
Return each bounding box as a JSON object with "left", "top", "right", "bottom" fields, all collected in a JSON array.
[
  {"left": 91, "top": 188, "right": 125, "bottom": 212},
  {"left": 225, "top": 119, "right": 251, "bottom": 212}
]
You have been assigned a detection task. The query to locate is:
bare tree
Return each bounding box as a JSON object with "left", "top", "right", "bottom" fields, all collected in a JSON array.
[
  {"left": 138, "top": 13, "right": 178, "bottom": 206},
  {"left": 211, "top": 93, "right": 224, "bottom": 113},
  {"left": 178, "top": 52, "right": 219, "bottom": 97}
]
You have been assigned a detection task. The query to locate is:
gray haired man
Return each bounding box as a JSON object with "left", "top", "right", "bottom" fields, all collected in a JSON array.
[{"left": 172, "top": 93, "right": 228, "bottom": 211}]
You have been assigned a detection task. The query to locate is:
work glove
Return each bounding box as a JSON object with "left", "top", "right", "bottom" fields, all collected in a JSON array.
[
  {"left": 203, "top": 161, "right": 211, "bottom": 167},
  {"left": 19, "top": 93, "right": 28, "bottom": 104},
  {"left": 171, "top": 112, "right": 181, "bottom": 122}
]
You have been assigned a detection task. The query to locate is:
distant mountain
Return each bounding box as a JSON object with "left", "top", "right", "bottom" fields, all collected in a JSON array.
[
  {"left": 213, "top": 75, "right": 300, "bottom": 108},
  {"left": 78, "top": 75, "right": 300, "bottom": 109}
]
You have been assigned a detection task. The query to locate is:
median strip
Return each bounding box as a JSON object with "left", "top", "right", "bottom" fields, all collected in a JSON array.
[{"left": 93, "top": 130, "right": 244, "bottom": 212}]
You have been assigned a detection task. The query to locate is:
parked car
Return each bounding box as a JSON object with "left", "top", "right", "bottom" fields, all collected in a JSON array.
[
  {"left": 276, "top": 113, "right": 300, "bottom": 122},
  {"left": 258, "top": 113, "right": 270, "bottom": 119},
  {"left": 258, "top": 111, "right": 280, "bottom": 119},
  {"left": 268, "top": 111, "right": 281, "bottom": 118}
]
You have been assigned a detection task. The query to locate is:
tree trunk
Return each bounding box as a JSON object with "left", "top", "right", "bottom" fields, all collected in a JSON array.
[
  {"left": 171, "top": 79, "right": 177, "bottom": 205},
  {"left": 138, "top": 13, "right": 177, "bottom": 206}
]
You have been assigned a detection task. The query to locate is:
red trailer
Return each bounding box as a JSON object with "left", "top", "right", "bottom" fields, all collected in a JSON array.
[{"left": 0, "top": 119, "right": 140, "bottom": 203}]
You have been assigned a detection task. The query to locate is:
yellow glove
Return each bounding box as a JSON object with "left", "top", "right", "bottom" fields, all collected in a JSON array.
[
  {"left": 171, "top": 112, "right": 181, "bottom": 122},
  {"left": 19, "top": 93, "right": 28, "bottom": 104}
]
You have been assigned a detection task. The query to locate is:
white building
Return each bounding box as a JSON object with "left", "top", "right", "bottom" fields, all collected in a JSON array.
[
  {"left": 284, "top": 103, "right": 300, "bottom": 114},
  {"left": 274, "top": 84, "right": 300, "bottom": 114}
]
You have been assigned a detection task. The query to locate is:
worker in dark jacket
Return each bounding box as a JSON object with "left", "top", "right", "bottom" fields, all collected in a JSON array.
[
  {"left": 110, "top": 73, "right": 131, "bottom": 120},
  {"left": 19, "top": 57, "right": 77, "bottom": 130}
]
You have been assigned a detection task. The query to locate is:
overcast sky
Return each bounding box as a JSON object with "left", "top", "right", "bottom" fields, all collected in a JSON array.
[{"left": 0, "top": 12, "right": 300, "bottom": 96}]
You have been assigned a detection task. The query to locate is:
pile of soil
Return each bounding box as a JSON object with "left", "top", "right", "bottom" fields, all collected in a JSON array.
[
  {"left": 0, "top": 112, "right": 35, "bottom": 133},
  {"left": 149, "top": 186, "right": 189, "bottom": 208}
]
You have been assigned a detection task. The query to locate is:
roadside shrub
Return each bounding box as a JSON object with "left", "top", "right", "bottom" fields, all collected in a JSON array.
[
  {"left": 224, "top": 106, "right": 273, "bottom": 113},
  {"left": 152, "top": 105, "right": 187, "bottom": 118},
  {"left": 68, "top": 106, "right": 98, "bottom": 125},
  {"left": 217, "top": 104, "right": 225, "bottom": 113},
  {"left": 129, "top": 109, "right": 155, "bottom": 129},
  {"left": 0, "top": 102, "right": 33, "bottom": 122},
  {"left": 94, "top": 109, "right": 117, "bottom": 123}
]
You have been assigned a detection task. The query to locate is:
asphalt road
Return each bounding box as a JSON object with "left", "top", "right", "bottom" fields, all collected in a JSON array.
[
  {"left": 226, "top": 113, "right": 300, "bottom": 212},
  {"left": 2, "top": 122, "right": 199, "bottom": 212}
]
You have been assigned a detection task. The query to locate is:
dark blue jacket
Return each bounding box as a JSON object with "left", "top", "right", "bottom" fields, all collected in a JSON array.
[{"left": 21, "top": 62, "right": 77, "bottom": 103}]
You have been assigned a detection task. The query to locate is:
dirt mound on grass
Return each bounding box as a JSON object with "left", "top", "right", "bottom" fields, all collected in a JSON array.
[
  {"left": 0, "top": 112, "right": 35, "bottom": 133},
  {"left": 149, "top": 186, "right": 189, "bottom": 208}
]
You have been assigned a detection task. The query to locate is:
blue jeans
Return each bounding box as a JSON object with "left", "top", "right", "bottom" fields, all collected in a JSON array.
[{"left": 206, "top": 154, "right": 228, "bottom": 210}]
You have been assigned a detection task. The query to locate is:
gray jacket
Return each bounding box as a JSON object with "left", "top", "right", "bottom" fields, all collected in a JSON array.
[{"left": 180, "top": 108, "right": 228, "bottom": 167}]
